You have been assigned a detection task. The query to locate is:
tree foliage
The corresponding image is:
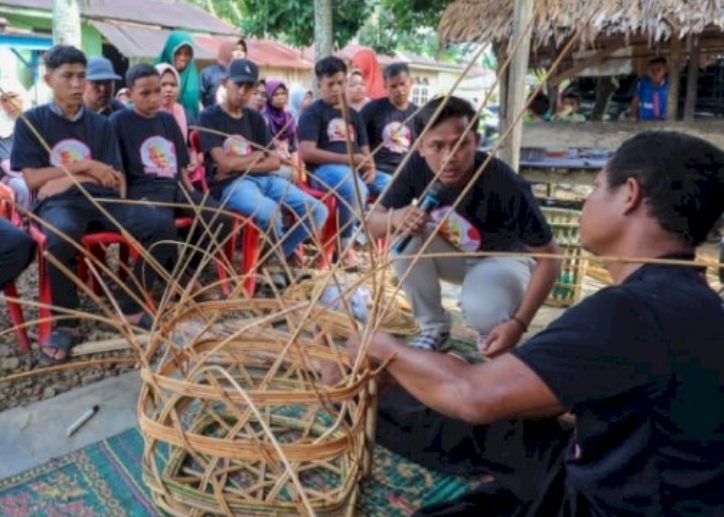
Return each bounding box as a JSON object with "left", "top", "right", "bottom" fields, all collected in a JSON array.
[{"left": 186, "top": 0, "right": 369, "bottom": 49}]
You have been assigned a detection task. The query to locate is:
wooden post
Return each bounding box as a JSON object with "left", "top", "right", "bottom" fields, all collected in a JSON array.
[
  {"left": 683, "top": 36, "right": 700, "bottom": 121},
  {"left": 501, "top": 0, "right": 534, "bottom": 169},
  {"left": 666, "top": 36, "right": 682, "bottom": 121},
  {"left": 496, "top": 44, "right": 509, "bottom": 146}
]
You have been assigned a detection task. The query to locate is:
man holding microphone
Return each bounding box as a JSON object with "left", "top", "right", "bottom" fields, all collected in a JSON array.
[{"left": 367, "top": 96, "right": 560, "bottom": 354}]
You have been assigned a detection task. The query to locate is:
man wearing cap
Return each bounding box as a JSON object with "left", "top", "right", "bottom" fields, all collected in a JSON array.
[
  {"left": 83, "top": 56, "right": 126, "bottom": 117},
  {"left": 197, "top": 58, "right": 327, "bottom": 278}
]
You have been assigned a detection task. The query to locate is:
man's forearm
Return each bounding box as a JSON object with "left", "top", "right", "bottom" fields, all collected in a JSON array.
[
  {"left": 302, "top": 147, "right": 352, "bottom": 167},
  {"left": 23, "top": 162, "right": 90, "bottom": 191}
]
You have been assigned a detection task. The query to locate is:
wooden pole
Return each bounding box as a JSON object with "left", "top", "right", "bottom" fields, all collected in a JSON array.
[
  {"left": 496, "top": 44, "right": 509, "bottom": 148},
  {"left": 666, "top": 36, "right": 682, "bottom": 121},
  {"left": 502, "top": 0, "right": 534, "bottom": 169},
  {"left": 683, "top": 36, "right": 700, "bottom": 122}
]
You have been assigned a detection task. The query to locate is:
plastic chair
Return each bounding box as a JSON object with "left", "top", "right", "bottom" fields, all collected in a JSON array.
[
  {"left": 0, "top": 183, "right": 31, "bottom": 353},
  {"left": 29, "top": 225, "right": 143, "bottom": 346}
]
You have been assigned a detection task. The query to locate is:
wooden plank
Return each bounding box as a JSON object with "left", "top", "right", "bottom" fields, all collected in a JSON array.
[
  {"left": 520, "top": 166, "right": 599, "bottom": 186},
  {"left": 521, "top": 120, "right": 724, "bottom": 150},
  {"left": 70, "top": 335, "right": 149, "bottom": 357},
  {"left": 502, "top": 0, "right": 533, "bottom": 170},
  {"left": 684, "top": 36, "right": 700, "bottom": 122},
  {"left": 548, "top": 44, "right": 624, "bottom": 86}
]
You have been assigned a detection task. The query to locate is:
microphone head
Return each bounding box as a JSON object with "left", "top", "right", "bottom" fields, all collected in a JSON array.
[{"left": 428, "top": 181, "right": 445, "bottom": 198}]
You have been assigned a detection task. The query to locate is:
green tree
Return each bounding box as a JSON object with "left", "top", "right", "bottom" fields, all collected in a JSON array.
[{"left": 187, "top": 0, "right": 369, "bottom": 49}]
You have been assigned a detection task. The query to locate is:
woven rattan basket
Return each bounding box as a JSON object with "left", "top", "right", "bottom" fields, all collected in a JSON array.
[
  {"left": 139, "top": 299, "right": 376, "bottom": 517},
  {"left": 541, "top": 207, "right": 588, "bottom": 307}
]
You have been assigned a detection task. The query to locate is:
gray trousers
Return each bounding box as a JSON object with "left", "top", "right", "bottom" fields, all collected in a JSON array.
[{"left": 393, "top": 232, "right": 534, "bottom": 335}]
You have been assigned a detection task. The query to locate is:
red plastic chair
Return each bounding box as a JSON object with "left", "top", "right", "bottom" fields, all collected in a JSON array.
[
  {"left": 189, "top": 130, "right": 262, "bottom": 296},
  {"left": 29, "top": 225, "right": 144, "bottom": 346},
  {"left": 0, "top": 183, "right": 31, "bottom": 353}
]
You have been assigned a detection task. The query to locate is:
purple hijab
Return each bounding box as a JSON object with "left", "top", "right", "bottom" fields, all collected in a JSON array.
[{"left": 263, "top": 79, "right": 296, "bottom": 143}]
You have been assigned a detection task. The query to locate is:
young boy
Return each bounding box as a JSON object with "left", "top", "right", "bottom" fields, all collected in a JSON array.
[
  {"left": 110, "top": 63, "right": 232, "bottom": 288},
  {"left": 631, "top": 56, "right": 668, "bottom": 121},
  {"left": 361, "top": 62, "right": 418, "bottom": 176},
  {"left": 11, "top": 46, "right": 176, "bottom": 364},
  {"left": 552, "top": 87, "right": 586, "bottom": 122},
  {"left": 198, "top": 58, "right": 327, "bottom": 272},
  {"left": 298, "top": 56, "right": 390, "bottom": 266}
]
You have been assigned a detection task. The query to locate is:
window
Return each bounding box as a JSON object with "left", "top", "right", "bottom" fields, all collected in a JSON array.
[{"left": 412, "top": 78, "right": 430, "bottom": 105}]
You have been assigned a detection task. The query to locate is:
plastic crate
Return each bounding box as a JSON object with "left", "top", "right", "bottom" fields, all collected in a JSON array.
[{"left": 541, "top": 207, "right": 587, "bottom": 307}]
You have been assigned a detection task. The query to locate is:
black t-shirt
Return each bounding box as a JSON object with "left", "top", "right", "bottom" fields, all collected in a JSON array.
[
  {"left": 297, "top": 99, "right": 368, "bottom": 172},
  {"left": 360, "top": 98, "right": 417, "bottom": 173},
  {"left": 93, "top": 98, "right": 127, "bottom": 118},
  {"left": 109, "top": 109, "right": 189, "bottom": 187},
  {"left": 380, "top": 151, "right": 552, "bottom": 252},
  {"left": 11, "top": 104, "right": 122, "bottom": 199},
  {"left": 197, "top": 104, "right": 272, "bottom": 197},
  {"left": 513, "top": 262, "right": 724, "bottom": 516}
]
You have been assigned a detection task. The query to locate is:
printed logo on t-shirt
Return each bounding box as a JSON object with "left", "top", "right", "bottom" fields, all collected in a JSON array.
[
  {"left": 429, "top": 206, "right": 481, "bottom": 252},
  {"left": 140, "top": 136, "right": 177, "bottom": 178},
  {"left": 50, "top": 139, "right": 91, "bottom": 167},
  {"left": 382, "top": 122, "right": 412, "bottom": 153},
  {"left": 223, "top": 135, "right": 252, "bottom": 157},
  {"left": 327, "top": 118, "right": 355, "bottom": 143}
]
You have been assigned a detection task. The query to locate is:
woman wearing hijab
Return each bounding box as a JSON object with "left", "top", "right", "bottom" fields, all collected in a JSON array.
[
  {"left": 289, "top": 85, "right": 313, "bottom": 121},
  {"left": 262, "top": 79, "right": 299, "bottom": 180},
  {"left": 350, "top": 49, "right": 386, "bottom": 100},
  {"left": 156, "top": 31, "right": 200, "bottom": 121},
  {"left": 199, "top": 37, "right": 246, "bottom": 108},
  {"left": 346, "top": 69, "right": 369, "bottom": 111}
]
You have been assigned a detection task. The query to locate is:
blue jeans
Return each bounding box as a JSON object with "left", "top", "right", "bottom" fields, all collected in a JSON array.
[
  {"left": 221, "top": 175, "right": 328, "bottom": 258},
  {"left": 310, "top": 164, "right": 370, "bottom": 243},
  {"left": 367, "top": 170, "right": 391, "bottom": 199}
]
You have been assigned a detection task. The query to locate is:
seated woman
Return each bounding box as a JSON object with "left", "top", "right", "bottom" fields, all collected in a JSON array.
[{"left": 262, "top": 79, "right": 300, "bottom": 181}]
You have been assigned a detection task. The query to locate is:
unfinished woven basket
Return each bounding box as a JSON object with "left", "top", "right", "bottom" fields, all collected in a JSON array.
[{"left": 138, "top": 298, "right": 377, "bottom": 517}]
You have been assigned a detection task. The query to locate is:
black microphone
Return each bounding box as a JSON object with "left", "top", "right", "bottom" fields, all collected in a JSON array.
[{"left": 393, "top": 181, "right": 444, "bottom": 254}]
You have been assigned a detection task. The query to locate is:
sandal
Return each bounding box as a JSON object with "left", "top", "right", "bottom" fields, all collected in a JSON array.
[{"left": 38, "top": 328, "right": 80, "bottom": 366}]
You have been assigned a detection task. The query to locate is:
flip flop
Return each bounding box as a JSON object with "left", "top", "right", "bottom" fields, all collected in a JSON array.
[{"left": 38, "top": 328, "right": 80, "bottom": 366}]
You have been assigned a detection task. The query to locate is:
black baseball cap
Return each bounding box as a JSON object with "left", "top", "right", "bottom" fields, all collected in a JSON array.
[{"left": 226, "top": 58, "right": 259, "bottom": 84}]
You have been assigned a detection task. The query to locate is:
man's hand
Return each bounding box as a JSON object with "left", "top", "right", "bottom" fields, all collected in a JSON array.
[
  {"left": 390, "top": 205, "right": 430, "bottom": 236},
  {"left": 86, "top": 160, "right": 122, "bottom": 189},
  {"left": 479, "top": 320, "right": 525, "bottom": 358},
  {"left": 347, "top": 331, "right": 400, "bottom": 366}
]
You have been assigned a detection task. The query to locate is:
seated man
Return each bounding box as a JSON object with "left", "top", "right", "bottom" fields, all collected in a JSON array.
[
  {"left": 11, "top": 45, "right": 176, "bottom": 364},
  {"left": 110, "top": 63, "right": 232, "bottom": 294},
  {"left": 83, "top": 56, "right": 126, "bottom": 117},
  {"left": 198, "top": 58, "right": 327, "bottom": 273},
  {"left": 357, "top": 130, "right": 724, "bottom": 516},
  {"left": 0, "top": 217, "right": 34, "bottom": 290},
  {"left": 298, "top": 56, "right": 390, "bottom": 266},
  {"left": 368, "top": 96, "right": 560, "bottom": 352},
  {"left": 360, "top": 62, "right": 418, "bottom": 176}
]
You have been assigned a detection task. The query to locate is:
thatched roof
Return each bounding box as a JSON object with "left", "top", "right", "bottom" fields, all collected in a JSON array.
[{"left": 439, "top": 0, "right": 724, "bottom": 49}]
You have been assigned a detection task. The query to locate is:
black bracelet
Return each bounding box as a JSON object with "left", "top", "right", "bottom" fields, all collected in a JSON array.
[{"left": 510, "top": 316, "right": 528, "bottom": 333}]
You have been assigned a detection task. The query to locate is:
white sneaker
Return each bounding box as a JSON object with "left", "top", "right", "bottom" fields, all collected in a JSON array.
[{"left": 409, "top": 328, "right": 450, "bottom": 351}]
